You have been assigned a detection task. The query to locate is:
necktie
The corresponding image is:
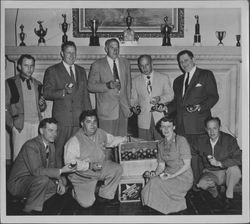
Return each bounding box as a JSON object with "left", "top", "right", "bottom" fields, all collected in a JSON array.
[
  {"left": 146, "top": 75, "right": 152, "bottom": 94},
  {"left": 69, "top": 66, "right": 75, "bottom": 81},
  {"left": 113, "top": 60, "right": 120, "bottom": 82},
  {"left": 45, "top": 145, "right": 50, "bottom": 167},
  {"left": 184, "top": 72, "right": 190, "bottom": 94},
  {"left": 26, "top": 79, "right": 31, "bottom": 90}
]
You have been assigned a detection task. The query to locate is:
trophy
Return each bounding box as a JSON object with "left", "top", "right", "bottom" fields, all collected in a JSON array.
[
  {"left": 236, "top": 34, "right": 241, "bottom": 47},
  {"left": 193, "top": 15, "right": 201, "bottom": 46},
  {"left": 88, "top": 19, "right": 101, "bottom": 46},
  {"left": 215, "top": 31, "right": 226, "bottom": 46},
  {"left": 34, "top": 21, "right": 48, "bottom": 46},
  {"left": 123, "top": 10, "right": 135, "bottom": 41},
  {"left": 160, "top": 16, "right": 174, "bottom": 46},
  {"left": 19, "top": 24, "right": 26, "bottom": 46},
  {"left": 59, "top": 14, "right": 70, "bottom": 44}
]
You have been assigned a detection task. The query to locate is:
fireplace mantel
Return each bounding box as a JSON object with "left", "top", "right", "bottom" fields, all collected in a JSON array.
[{"left": 5, "top": 46, "right": 242, "bottom": 142}]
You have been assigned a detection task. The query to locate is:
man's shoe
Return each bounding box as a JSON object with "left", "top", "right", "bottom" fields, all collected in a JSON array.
[
  {"left": 96, "top": 196, "right": 120, "bottom": 206},
  {"left": 224, "top": 197, "right": 234, "bottom": 210}
]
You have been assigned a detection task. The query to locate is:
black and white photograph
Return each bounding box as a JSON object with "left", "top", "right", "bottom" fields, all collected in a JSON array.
[{"left": 1, "top": 0, "right": 249, "bottom": 223}]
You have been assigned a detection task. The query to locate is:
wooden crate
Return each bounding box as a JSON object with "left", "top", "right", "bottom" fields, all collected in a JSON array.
[
  {"left": 118, "top": 176, "right": 144, "bottom": 202},
  {"left": 118, "top": 141, "right": 158, "bottom": 177}
]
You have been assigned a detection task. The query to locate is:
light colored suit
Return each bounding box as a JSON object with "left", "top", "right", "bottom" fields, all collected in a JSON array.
[
  {"left": 131, "top": 71, "right": 174, "bottom": 130},
  {"left": 88, "top": 56, "right": 131, "bottom": 136}
]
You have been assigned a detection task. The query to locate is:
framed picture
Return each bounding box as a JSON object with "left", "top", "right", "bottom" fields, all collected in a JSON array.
[{"left": 73, "top": 8, "right": 184, "bottom": 38}]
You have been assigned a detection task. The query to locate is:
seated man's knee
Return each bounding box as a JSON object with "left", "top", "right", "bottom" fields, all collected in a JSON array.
[
  {"left": 77, "top": 197, "right": 95, "bottom": 208},
  {"left": 226, "top": 166, "right": 241, "bottom": 176}
]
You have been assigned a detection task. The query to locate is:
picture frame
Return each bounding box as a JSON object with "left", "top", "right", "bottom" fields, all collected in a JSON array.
[{"left": 72, "top": 8, "right": 184, "bottom": 38}]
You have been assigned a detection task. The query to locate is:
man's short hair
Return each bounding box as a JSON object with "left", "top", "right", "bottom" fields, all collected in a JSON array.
[
  {"left": 17, "top": 54, "right": 35, "bottom": 71},
  {"left": 38, "top": 118, "right": 58, "bottom": 135},
  {"left": 204, "top": 116, "right": 221, "bottom": 127},
  {"left": 61, "top": 41, "right": 77, "bottom": 52},
  {"left": 137, "top": 54, "right": 152, "bottom": 65},
  {"left": 79, "top": 109, "right": 98, "bottom": 123},
  {"left": 105, "top": 38, "right": 120, "bottom": 48},
  {"left": 177, "top": 50, "right": 194, "bottom": 63},
  {"left": 156, "top": 116, "right": 176, "bottom": 133}
]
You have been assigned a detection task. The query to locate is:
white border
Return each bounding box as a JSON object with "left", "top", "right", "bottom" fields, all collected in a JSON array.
[{"left": 1, "top": 1, "right": 249, "bottom": 223}]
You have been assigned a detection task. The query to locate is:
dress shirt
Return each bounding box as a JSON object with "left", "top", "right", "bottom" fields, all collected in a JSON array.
[
  {"left": 63, "top": 61, "right": 76, "bottom": 80},
  {"left": 144, "top": 71, "right": 154, "bottom": 94},
  {"left": 182, "top": 66, "right": 196, "bottom": 96},
  {"left": 210, "top": 137, "right": 219, "bottom": 156},
  {"left": 107, "top": 56, "right": 120, "bottom": 79}
]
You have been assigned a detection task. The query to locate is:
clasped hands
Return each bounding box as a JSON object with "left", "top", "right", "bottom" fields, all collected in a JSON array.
[
  {"left": 106, "top": 80, "right": 121, "bottom": 90},
  {"left": 159, "top": 172, "right": 173, "bottom": 180},
  {"left": 64, "top": 83, "right": 74, "bottom": 95},
  {"left": 207, "top": 155, "right": 222, "bottom": 167},
  {"left": 186, "top": 104, "right": 201, "bottom": 113}
]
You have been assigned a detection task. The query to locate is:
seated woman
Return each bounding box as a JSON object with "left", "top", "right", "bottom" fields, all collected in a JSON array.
[{"left": 141, "top": 116, "right": 193, "bottom": 214}]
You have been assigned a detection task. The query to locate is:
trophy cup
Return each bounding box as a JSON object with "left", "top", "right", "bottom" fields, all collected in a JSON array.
[
  {"left": 193, "top": 15, "right": 201, "bottom": 46},
  {"left": 19, "top": 24, "right": 26, "bottom": 46},
  {"left": 34, "top": 21, "right": 48, "bottom": 46},
  {"left": 215, "top": 31, "right": 226, "bottom": 46},
  {"left": 60, "top": 14, "right": 70, "bottom": 44},
  {"left": 88, "top": 19, "right": 100, "bottom": 46},
  {"left": 160, "top": 16, "right": 174, "bottom": 46},
  {"left": 123, "top": 10, "right": 135, "bottom": 41},
  {"left": 236, "top": 34, "right": 241, "bottom": 47}
]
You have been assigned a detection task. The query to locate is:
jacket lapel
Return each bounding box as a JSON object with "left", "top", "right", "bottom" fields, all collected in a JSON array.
[
  {"left": 15, "top": 77, "right": 24, "bottom": 111},
  {"left": 183, "top": 68, "right": 200, "bottom": 100},
  {"left": 58, "top": 62, "right": 74, "bottom": 83}
]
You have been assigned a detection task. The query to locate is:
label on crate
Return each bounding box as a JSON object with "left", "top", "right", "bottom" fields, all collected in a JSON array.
[{"left": 119, "top": 182, "right": 143, "bottom": 202}]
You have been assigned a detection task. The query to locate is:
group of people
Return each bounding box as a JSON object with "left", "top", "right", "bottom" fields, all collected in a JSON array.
[{"left": 6, "top": 38, "right": 242, "bottom": 215}]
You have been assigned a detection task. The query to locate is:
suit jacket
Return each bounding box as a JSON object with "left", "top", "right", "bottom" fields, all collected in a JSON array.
[
  {"left": 87, "top": 56, "right": 131, "bottom": 120},
  {"left": 131, "top": 71, "right": 174, "bottom": 129},
  {"left": 168, "top": 67, "right": 219, "bottom": 135},
  {"left": 43, "top": 62, "right": 92, "bottom": 126},
  {"left": 5, "top": 75, "right": 46, "bottom": 132},
  {"left": 196, "top": 131, "right": 242, "bottom": 171},
  {"left": 7, "top": 136, "right": 61, "bottom": 195}
]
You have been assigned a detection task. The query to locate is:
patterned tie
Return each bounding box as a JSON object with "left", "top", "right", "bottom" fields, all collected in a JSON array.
[
  {"left": 113, "top": 60, "right": 120, "bottom": 82},
  {"left": 45, "top": 145, "right": 50, "bottom": 167},
  {"left": 184, "top": 72, "right": 190, "bottom": 94},
  {"left": 146, "top": 75, "right": 152, "bottom": 95},
  {"left": 69, "top": 66, "right": 75, "bottom": 81},
  {"left": 26, "top": 79, "right": 31, "bottom": 90}
]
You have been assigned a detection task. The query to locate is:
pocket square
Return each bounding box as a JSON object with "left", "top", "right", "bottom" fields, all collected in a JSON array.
[{"left": 195, "top": 83, "right": 202, "bottom": 87}]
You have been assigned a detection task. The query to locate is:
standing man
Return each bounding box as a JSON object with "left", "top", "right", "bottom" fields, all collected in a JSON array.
[
  {"left": 196, "top": 117, "right": 241, "bottom": 209},
  {"left": 6, "top": 54, "right": 46, "bottom": 161},
  {"left": 7, "top": 118, "right": 76, "bottom": 215},
  {"left": 64, "top": 110, "right": 126, "bottom": 208},
  {"left": 166, "top": 50, "right": 219, "bottom": 186},
  {"left": 130, "top": 54, "right": 174, "bottom": 141},
  {"left": 43, "top": 41, "right": 92, "bottom": 167},
  {"left": 88, "top": 38, "right": 131, "bottom": 136}
]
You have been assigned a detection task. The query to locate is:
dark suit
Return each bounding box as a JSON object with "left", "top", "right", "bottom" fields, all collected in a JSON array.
[
  {"left": 43, "top": 62, "right": 92, "bottom": 167},
  {"left": 88, "top": 56, "right": 131, "bottom": 136},
  {"left": 168, "top": 67, "right": 219, "bottom": 183},
  {"left": 7, "top": 136, "right": 64, "bottom": 212}
]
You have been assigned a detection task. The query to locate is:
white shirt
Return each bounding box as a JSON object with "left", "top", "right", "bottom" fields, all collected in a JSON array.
[
  {"left": 182, "top": 66, "right": 197, "bottom": 96},
  {"left": 144, "top": 71, "right": 154, "bottom": 95},
  {"left": 64, "top": 131, "right": 127, "bottom": 171},
  {"left": 210, "top": 137, "right": 219, "bottom": 156},
  {"left": 107, "top": 56, "right": 120, "bottom": 78},
  {"left": 62, "top": 61, "right": 76, "bottom": 80}
]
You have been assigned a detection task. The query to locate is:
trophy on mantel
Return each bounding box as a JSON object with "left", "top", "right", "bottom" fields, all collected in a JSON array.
[
  {"left": 193, "top": 15, "right": 201, "bottom": 46},
  {"left": 34, "top": 21, "right": 47, "bottom": 46},
  {"left": 160, "top": 16, "right": 174, "bottom": 46},
  {"left": 19, "top": 24, "right": 26, "bottom": 46},
  {"left": 88, "top": 18, "right": 101, "bottom": 46},
  {"left": 123, "top": 10, "right": 135, "bottom": 41},
  {"left": 60, "top": 14, "right": 70, "bottom": 44},
  {"left": 236, "top": 34, "right": 241, "bottom": 47},
  {"left": 215, "top": 31, "right": 226, "bottom": 46}
]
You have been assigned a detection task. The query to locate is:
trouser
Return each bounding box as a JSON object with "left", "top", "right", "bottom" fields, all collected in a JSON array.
[
  {"left": 138, "top": 114, "right": 162, "bottom": 141},
  {"left": 197, "top": 166, "right": 242, "bottom": 198},
  {"left": 7, "top": 176, "right": 57, "bottom": 212},
  {"left": 55, "top": 125, "right": 79, "bottom": 167},
  {"left": 99, "top": 108, "right": 128, "bottom": 136},
  {"left": 70, "top": 160, "right": 123, "bottom": 208},
  {"left": 12, "top": 122, "right": 39, "bottom": 161}
]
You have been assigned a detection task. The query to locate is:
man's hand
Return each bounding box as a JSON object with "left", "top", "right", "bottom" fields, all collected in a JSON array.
[
  {"left": 208, "top": 156, "right": 222, "bottom": 167},
  {"left": 38, "top": 96, "right": 46, "bottom": 107},
  {"left": 56, "top": 180, "right": 66, "bottom": 195},
  {"left": 61, "top": 163, "right": 77, "bottom": 174},
  {"left": 130, "top": 105, "right": 141, "bottom": 115},
  {"left": 89, "top": 162, "right": 102, "bottom": 171},
  {"left": 150, "top": 96, "right": 161, "bottom": 105},
  {"left": 106, "top": 80, "right": 121, "bottom": 90},
  {"left": 65, "top": 83, "right": 74, "bottom": 94},
  {"left": 186, "top": 104, "right": 201, "bottom": 113}
]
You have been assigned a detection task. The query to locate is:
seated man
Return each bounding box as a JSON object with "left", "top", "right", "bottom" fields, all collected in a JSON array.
[
  {"left": 64, "top": 109, "right": 128, "bottom": 208},
  {"left": 196, "top": 117, "right": 242, "bottom": 209},
  {"left": 7, "top": 118, "right": 76, "bottom": 215}
]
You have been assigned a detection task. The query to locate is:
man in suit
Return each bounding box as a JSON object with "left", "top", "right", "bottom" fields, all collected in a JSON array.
[
  {"left": 7, "top": 118, "right": 76, "bottom": 215},
  {"left": 166, "top": 50, "right": 219, "bottom": 185},
  {"left": 88, "top": 38, "right": 131, "bottom": 137},
  {"left": 43, "top": 41, "right": 92, "bottom": 167},
  {"left": 196, "top": 117, "right": 241, "bottom": 209},
  {"left": 6, "top": 54, "right": 46, "bottom": 161},
  {"left": 130, "top": 54, "right": 174, "bottom": 141}
]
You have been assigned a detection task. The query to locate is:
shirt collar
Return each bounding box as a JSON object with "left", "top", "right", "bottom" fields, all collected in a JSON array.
[
  {"left": 144, "top": 71, "right": 154, "bottom": 80},
  {"left": 20, "top": 74, "right": 32, "bottom": 82},
  {"left": 186, "top": 65, "right": 196, "bottom": 78},
  {"left": 107, "top": 56, "right": 118, "bottom": 63},
  {"left": 62, "top": 61, "right": 75, "bottom": 70}
]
